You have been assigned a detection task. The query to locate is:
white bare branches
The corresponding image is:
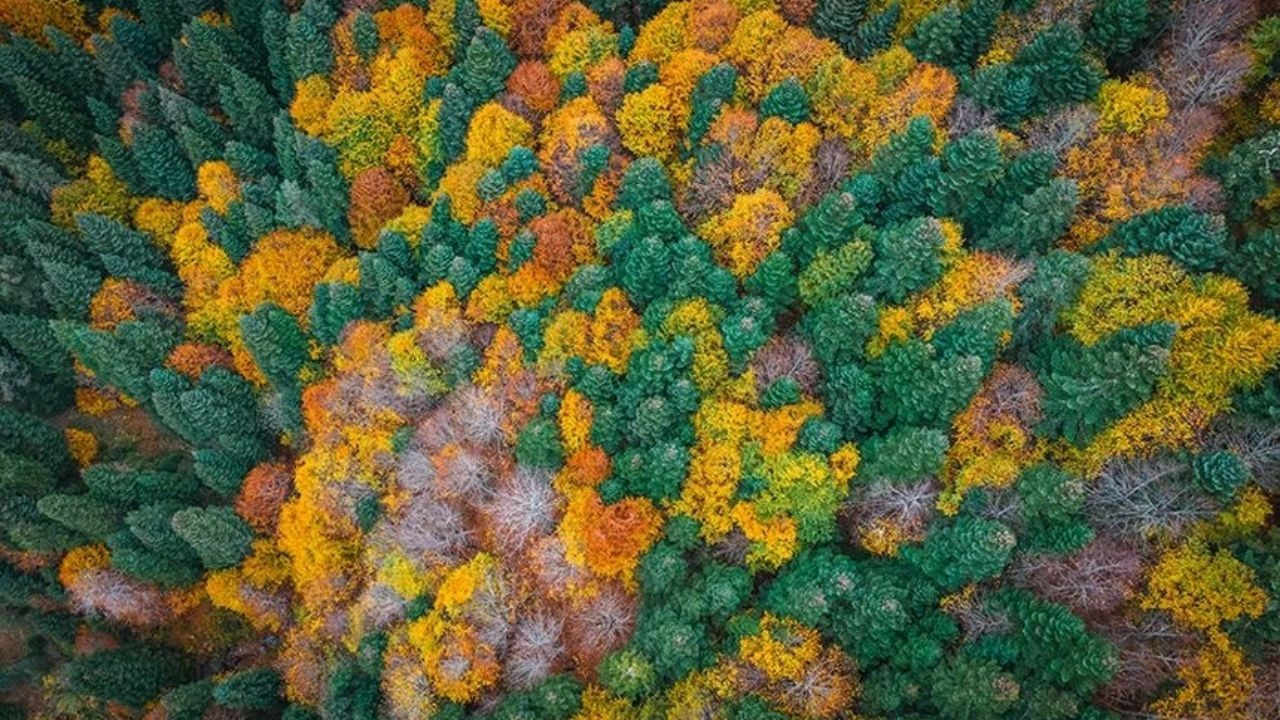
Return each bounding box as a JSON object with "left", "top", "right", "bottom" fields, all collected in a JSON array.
[{"left": 1085, "top": 455, "right": 1217, "bottom": 546}]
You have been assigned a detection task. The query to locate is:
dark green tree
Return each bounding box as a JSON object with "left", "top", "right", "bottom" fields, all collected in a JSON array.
[
  {"left": 760, "top": 78, "right": 811, "bottom": 124},
  {"left": 461, "top": 27, "right": 516, "bottom": 101},
  {"left": 169, "top": 506, "right": 254, "bottom": 570},
  {"left": 903, "top": 515, "right": 1016, "bottom": 590},
  {"left": 60, "top": 645, "right": 192, "bottom": 708},
  {"left": 1097, "top": 205, "right": 1227, "bottom": 272},
  {"left": 213, "top": 667, "right": 284, "bottom": 711},
  {"left": 1037, "top": 323, "right": 1175, "bottom": 446}
]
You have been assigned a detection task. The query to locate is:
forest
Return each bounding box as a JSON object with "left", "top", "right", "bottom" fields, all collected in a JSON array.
[{"left": 1, "top": 0, "right": 1279, "bottom": 718}]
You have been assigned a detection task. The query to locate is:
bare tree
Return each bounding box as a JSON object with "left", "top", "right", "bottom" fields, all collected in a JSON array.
[
  {"left": 1157, "top": 0, "right": 1256, "bottom": 112},
  {"left": 503, "top": 611, "right": 565, "bottom": 690},
  {"left": 1025, "top": 105, "right": 1099, "bottom": 160},
  {"left": 1085, "top": 454, "right": 1217, "bottom": 547},
  {"left": 1010, "top": 536, "right": 1147, "bottom": 620},
  {"left": 68, "top": 569, "right": 170, "bottom": 629},
  {"left": 841, "top": 478, "right": 940, "bottom": 547},
  {"left": 947, "top": 96, "right": 999, "bottom": 138},
  {"left": 482, "top": 467, "right": 558, "bottom": 553},
  {"left": 563, "top": 584, "right": 636, "bottom": 667},
  {"left": 750, "top": 335, "right": 821, "bottom": 395},
  {"left": 1094, "top": 612, "right": 1195, "bottom": 712}
]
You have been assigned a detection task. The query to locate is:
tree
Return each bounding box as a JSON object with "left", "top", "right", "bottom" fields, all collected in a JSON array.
[
  {"left": 1015, "top": 463, "right": 1093, "bottom": 553},
  {"left": 906, "top": 0, "right": 1001, "bottom": 71},
  {"left": 903, "top": 515, "right": 1016, "bottom": 590},
  {"left": 76, "top": 213, "right": 179, "bottom": 296},
  {"left": 60, "top": 645, "right": 192, "bottom": 708},
  {"left": 1191, "top": 450, "right": 1249, "bottom": 500},
  {"left": 36, "top": 493, "right": 122, "bottom": 540},
  {"left": 462, "top": 27, "right": 517, "bottom": 102},
  {"left": 863, "top": 218, "right": 945, "bottom": 304},
  {"left": 240, "top": 302, "right": 309, "bottom": 388},
  {"left": 83, "top": 466, "right": 199, "bottom": 507},
  {"left": 930, "top": 654, "right": 1019, "bottom": 720},
  {"left": 214, "top": 667, "right": 284, "bottom": 711},
  {"left": 761, "top": 78, "right": 811, "bottom": 124},
  {"left": 170, "top": 506, "right": 253, "bottom": 570},
  {"left": 688, "top": 63, "right": 737, "bottom": 147},
  {"left": 1097, "top": 205, "right": 1227, "bottom": 272},
  {"left": 1089, "top": 0, "right": 1162, "bottom": 69},
  {"left": 285, "top": 8, "right": 334, "bottom": 80},
  {"left": 218, "top": 68, "right": 277, "bottom": 149},
  {"left": 598, "top": 649, "right": 656, "bottom": 700},
  {"left": 970, "top": 25, "right": 1103, "bottom": 124},
  {"left": 974, "top": 178, "right": 1078, "bottom": 256},
  {"left": 1230, "top": 229, "right": 1280, "bottom": 306},
  {"left": 160, "top": 681, "right": 214, "bottom": 720},
  {"left": 131, "top": 124, "right": 196, "bottom": 200},
  {"left": 812, "top": 0, "right": 867, "bottom": 51},
  {"left": 872, "top": 339, "right": 985, "bottom": 430},
  {"left": 1038, "top": 323, "right": 1175, "bottom": 446}
]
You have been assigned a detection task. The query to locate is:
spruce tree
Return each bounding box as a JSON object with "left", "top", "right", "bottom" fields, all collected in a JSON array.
[{"left": 170, "top": 506, "right": 254, "bottom": 570}]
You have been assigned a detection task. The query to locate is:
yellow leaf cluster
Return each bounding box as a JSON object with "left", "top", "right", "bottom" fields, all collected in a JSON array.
[
  {"left": 64, "top": 428, "right": 98, "bottom": 468},
  {"left": 1097, "top": 79, "right": 1170, "bottom": 135},
  {"left": 1141, "top": 539, "right": 1268, "bottom": 632},
  {"left": 1150, "top": 629, "right": 1256, "bottom": 720},
  {"left": 616, "top": 83, "right": 679, "bottom": 161},
  {"left": 196, "top": 161, "right": 241, "bottom": 215},
  {"left": 466, "top": 103, "right": 533, "bottom": 167},
  {"left": 699, "top": 188, "right": 794, "bottom": 278}
]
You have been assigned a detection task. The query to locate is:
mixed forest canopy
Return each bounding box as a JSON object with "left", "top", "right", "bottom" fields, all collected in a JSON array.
[{"left": 2, "top": 0, "right": 1280, "bottom": 718}]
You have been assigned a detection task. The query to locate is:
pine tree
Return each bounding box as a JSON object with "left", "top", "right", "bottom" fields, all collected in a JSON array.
[
  {"left": 1015, "top": 463, "right": 1093, "bottom": 553},
  {"left": 864, "top": 218, "right": 945, "bottom": 303},
  {"left": 83, "top": 466, "right": 199, "bottom": 507},
  {"left": 36, "top": 493, "right": 123, "bottom": 540},
  {"left": 438, "top": 82, "right": 475, "bottom": 164},
  {"left": 297, "top": 134, "right": 350, "bottom": 244},
  {"left": 812, "top": 0, "right": 868, "bottom": 52},
  {"left": 76, "top": 213, "right": 179, "bottom": 296},
  {"left": 1038, "top": 323, "right": 1175, "bottom": 446},
  {"left": 170, "top": 506, "right": 254, "bottom": 570},
  {"left": 462, "top": 27, "right": 516, "bottom": 102},
  {"left": 213, "top": 668, "right": 284, "bottom": 711},
  {"left": 240, "top": 303, "right": 308, "bottom": 390},
  {"left": 851, "top": 3, "right": 901, "bottom": 59},
  {"left": 1088, "top": 0, "right": 1161, "bottom": 69},
  {"left": 127, "top": 501, "right": 205, "bottom": 565},
  {"left": 760, "top": 78, "right": 811, "bottom": 124},
  {"left": 974, "top": 178, "right": 1078, "bottom": 256},
  {"left": 261, "top": 3, "right": 293, "bottom": 102},
  {"left": 108, "top": 530, "right": 202, "bottom": 587},
  {"left": 1191, "top": 450, "right": 1249, "bottom": 500},
  {"left": 930, "top": 654, "right": 1020, "bottom": 720},
  {"left": 309, "top": 281, "right": 363, "bottom": 346},
  {"left": 159, "top": 681, "right": 214, "bottom": 720},
  {"left": 285, "top": 10, "right": 334, "bottom": 81},
  {"left": 802, "top": 291, "right": 876, "bottom": 369},
  {"left": 0, "top": 312, "right": 71, "bottom": 382},
  {"left": 352, "top": 11, "right": 380, "bottom": 61},
  {"left": 60, "top": 645, "right": 192, "bottom": 708},
  {"left": 131, "top": 124, "right": 197, "bottom": 200},
  {"left": 1097, "top": 205, "right": 1227, "bottom": 272},
  {"left": 903, "top": 515, "right": 1016, "bottom": 590},
  {"left": 1231, "top": 228, "right": 1280, "bottom": 305},
  {"left": 687, "top": 64, "right": 736, "bottom": 148},
  {"left": 218, "top": 67, "right": 277, "bottom": 148},
  {"left": 617, "top": 157, "right": 673, "bottom": 212}
]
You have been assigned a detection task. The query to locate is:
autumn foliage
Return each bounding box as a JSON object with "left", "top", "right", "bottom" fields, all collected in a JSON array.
[{"left": 2, "top": 0, "right": 1280, "bottom": 718}]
